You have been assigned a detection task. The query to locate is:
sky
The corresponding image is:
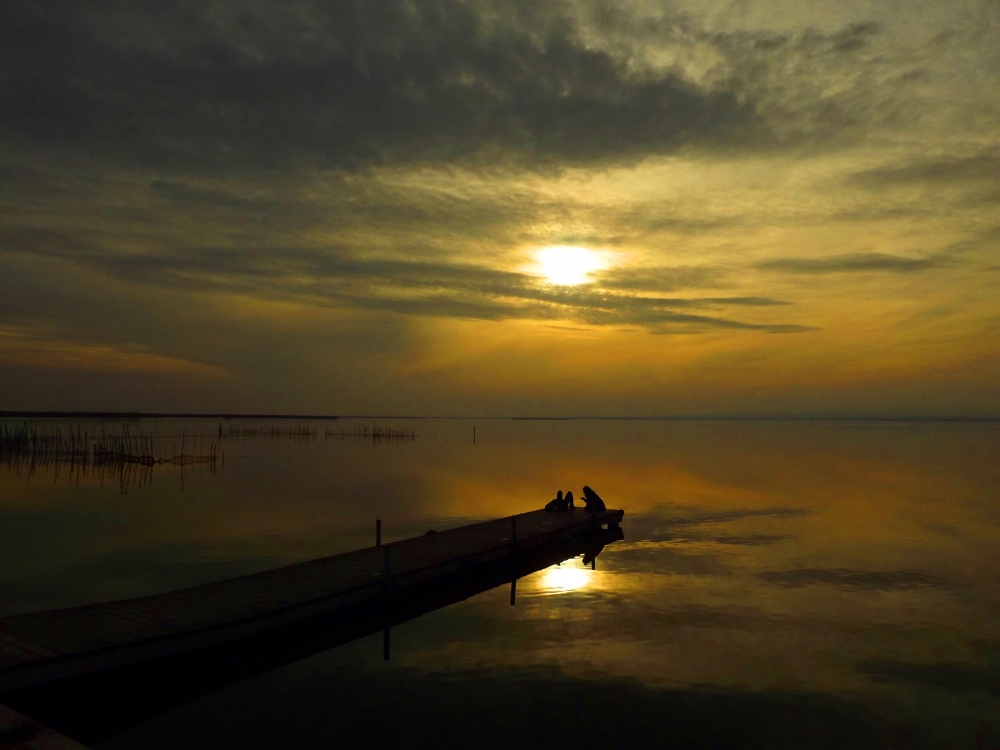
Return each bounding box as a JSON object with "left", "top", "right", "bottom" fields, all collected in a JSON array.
[{"left": 1, "top": 0, "right": 998, "bottom": 417}]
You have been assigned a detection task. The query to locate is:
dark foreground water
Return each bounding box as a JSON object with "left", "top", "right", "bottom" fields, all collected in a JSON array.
[{"left": 1, "top": 418, "right": 998, "bottom": 748}]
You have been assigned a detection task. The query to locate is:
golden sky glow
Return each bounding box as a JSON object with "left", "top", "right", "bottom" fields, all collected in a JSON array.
[{"left": 0, "top": 0, "right": 998, "bottom": 416}]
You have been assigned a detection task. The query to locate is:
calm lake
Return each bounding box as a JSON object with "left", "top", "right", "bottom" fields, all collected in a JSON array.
[{"left": 1, "top": 418, "right": 998, "bottom": 748}]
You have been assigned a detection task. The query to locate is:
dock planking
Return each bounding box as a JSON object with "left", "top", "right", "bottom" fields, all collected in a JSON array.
[{"left": 0, "top": 508, "right": 623, "bottom": 692}]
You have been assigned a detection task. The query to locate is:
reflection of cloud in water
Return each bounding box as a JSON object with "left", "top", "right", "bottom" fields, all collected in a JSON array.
[
  {"left": 860, "top": 650, "right": 1000, "bottom": 698},
  {"left": 604, "top": 545, "right": 730, "bottom": 577},
  {"left": 713, "top": 533, "right": 791, "bottom": 546},
  {"left": 759, "top": 567, "right": 954, "bottom": 592},
  {"left": 625, "top": 507, "right": 809, "bottom": 544}
]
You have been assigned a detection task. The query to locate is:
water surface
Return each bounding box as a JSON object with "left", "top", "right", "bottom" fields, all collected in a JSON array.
[{"left": 1, "top": 418, "right": 998, "bottom": 748}]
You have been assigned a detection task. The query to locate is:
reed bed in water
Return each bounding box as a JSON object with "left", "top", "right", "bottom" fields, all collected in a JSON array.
[
  {"left": 213, "top": 423, "right": 316, "bottom": 442},
  {"left": 325, "top": 423, "right": 417, "bottom": 442},
  {"left": 1, "top": 422, "right": 91, "bottom": 463},
  {"left": 0, "top": 422, "right": 221, "bottom": 491},
  {"left": 93, "top": 424, "right": 156, "bottom": 466}
]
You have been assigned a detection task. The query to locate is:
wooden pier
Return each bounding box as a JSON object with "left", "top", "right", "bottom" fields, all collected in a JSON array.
[
  {"left": 0, "top": 702, "right": 89, "bottom": 749},
  {"left": 0, "top": 508, "right": 623, "bottom": 693}
]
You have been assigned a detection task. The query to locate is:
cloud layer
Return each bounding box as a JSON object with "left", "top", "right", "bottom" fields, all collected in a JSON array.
[
  {"left": 0, "top": 0, "right": 763, "bottom": 172},
  {"left": 1, "top": 0, "right": 998, "bottom": 414}
]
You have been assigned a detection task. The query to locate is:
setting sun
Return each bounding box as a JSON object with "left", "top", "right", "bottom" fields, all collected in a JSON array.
[{"left": 534, "top": 246, "right": 608, "bottom": 286}]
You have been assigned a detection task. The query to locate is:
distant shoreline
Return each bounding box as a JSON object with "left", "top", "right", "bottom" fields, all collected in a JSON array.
[
  {"left": 0, "top": 412, "right": 341, "bottom": 420},
  {"left": 0, "top": 411, "right": 997, "bottom": 423}
]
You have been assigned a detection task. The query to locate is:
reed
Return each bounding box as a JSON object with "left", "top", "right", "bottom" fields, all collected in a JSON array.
[
  {"left": 1, "top": 421, "right": 221, "bottom": 491},
  {"left": 325, "top": 423, "right": 417, "bottom": 442},
  {"left": 210, "top": 422, "right": 317, "bottom": 442}
]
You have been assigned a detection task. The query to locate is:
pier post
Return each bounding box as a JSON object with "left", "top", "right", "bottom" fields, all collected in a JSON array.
[
  {"left": 376, "top": 519, "right": 381, "bottom": 547},
  {"left": 510, "top": 515, "right": 518, "bottom": 605},
  {"left": 383, "top": 545, "right": 391, "bottom": 661}
]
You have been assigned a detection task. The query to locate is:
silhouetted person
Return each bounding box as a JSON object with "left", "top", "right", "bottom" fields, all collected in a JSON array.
[
  {"left": 545, "top": 490, "right": 565, "bottom": 512},
  {"left": 581, "top": 486, "right": 606, "bottom": 513},
  {"left": 565, "top": 490, "right": 574, "bottom": 510}
]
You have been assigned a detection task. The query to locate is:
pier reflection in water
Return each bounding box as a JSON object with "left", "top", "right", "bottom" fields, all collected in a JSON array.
[
  {"left": 1, "top": 525, "right": 623, "bottom": 745},
  {"left": 0, "top": 418, "right": 998, "bottom": 748}
]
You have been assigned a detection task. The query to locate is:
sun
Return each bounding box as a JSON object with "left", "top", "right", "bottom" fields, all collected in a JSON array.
[{"left": 534, "top": 245, "right": 608, "bottom": 286}]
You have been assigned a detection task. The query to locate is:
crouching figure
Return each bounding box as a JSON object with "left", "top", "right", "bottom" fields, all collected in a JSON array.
[{"left": 581, "top": 486, "right": 607, "bottom": 513}]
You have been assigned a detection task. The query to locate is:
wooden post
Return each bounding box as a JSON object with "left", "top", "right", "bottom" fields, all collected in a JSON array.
[
  {"left": 509, "top": 515, "right": 518, "bottom": 605},
  {"left": 376, "top": 519, "right": 381, "bottom": 547},
  {"left": 383, "top": 544, "right": 391, "bottom": 661}
]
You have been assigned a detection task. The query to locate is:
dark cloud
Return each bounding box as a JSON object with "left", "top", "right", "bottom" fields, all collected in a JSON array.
[
  {"left": 759, "top": 567, "right": 950, "bottom": 591},
  {"left": 757, "top": 252, "right": 952, "bottom": 274},
  {"left": 851, "top": 151, "right": 1000, "bottom": 187},
  {"left": 150, "top": 181, "right": 261, "bottom": 212},
  {"left": 0, "top": 0, "right": 761, "bottom": 174},
  {"left": 594, "top": 265, "right": 729, "bottom": 292}
]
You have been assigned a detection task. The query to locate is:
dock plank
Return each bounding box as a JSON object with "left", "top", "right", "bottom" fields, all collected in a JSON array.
[{"left": 0, "top": 508, "right": 623, "bottom": 691}]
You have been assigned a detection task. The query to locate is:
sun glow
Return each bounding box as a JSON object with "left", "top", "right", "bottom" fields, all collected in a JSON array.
[{"left": 534, "top": 246, "right": 608, "bottom": 286}]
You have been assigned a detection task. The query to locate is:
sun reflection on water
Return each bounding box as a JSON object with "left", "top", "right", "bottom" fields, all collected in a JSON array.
[{"left": 536, "top": 564, "right": 591, "bottom": 594}]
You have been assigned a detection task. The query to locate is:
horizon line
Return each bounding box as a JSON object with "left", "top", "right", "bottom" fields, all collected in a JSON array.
[{"left": 1, "top": 411, "right": 998, "bottom": 423}]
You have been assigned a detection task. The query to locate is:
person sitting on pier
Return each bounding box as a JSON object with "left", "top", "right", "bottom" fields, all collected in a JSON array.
[
  {"left": 545, "top": 490, "right": 566, "bottom": 512},
  {"left": 544, "top": 490, "right": 582, "bottom": 512},
  {"left": 581, "top": 486, "right": 607, "bottom": 513}
]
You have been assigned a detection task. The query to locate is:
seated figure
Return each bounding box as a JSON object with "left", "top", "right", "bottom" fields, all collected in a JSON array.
[
  {"left": 581, "top": 486, "right": 607, "bottom": 513},
  {"left": 565, "top": 490, "right": 574, "bottom": 510},
  {"left": 544, "top": 490, "right": 565, "bottom": 512}
]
